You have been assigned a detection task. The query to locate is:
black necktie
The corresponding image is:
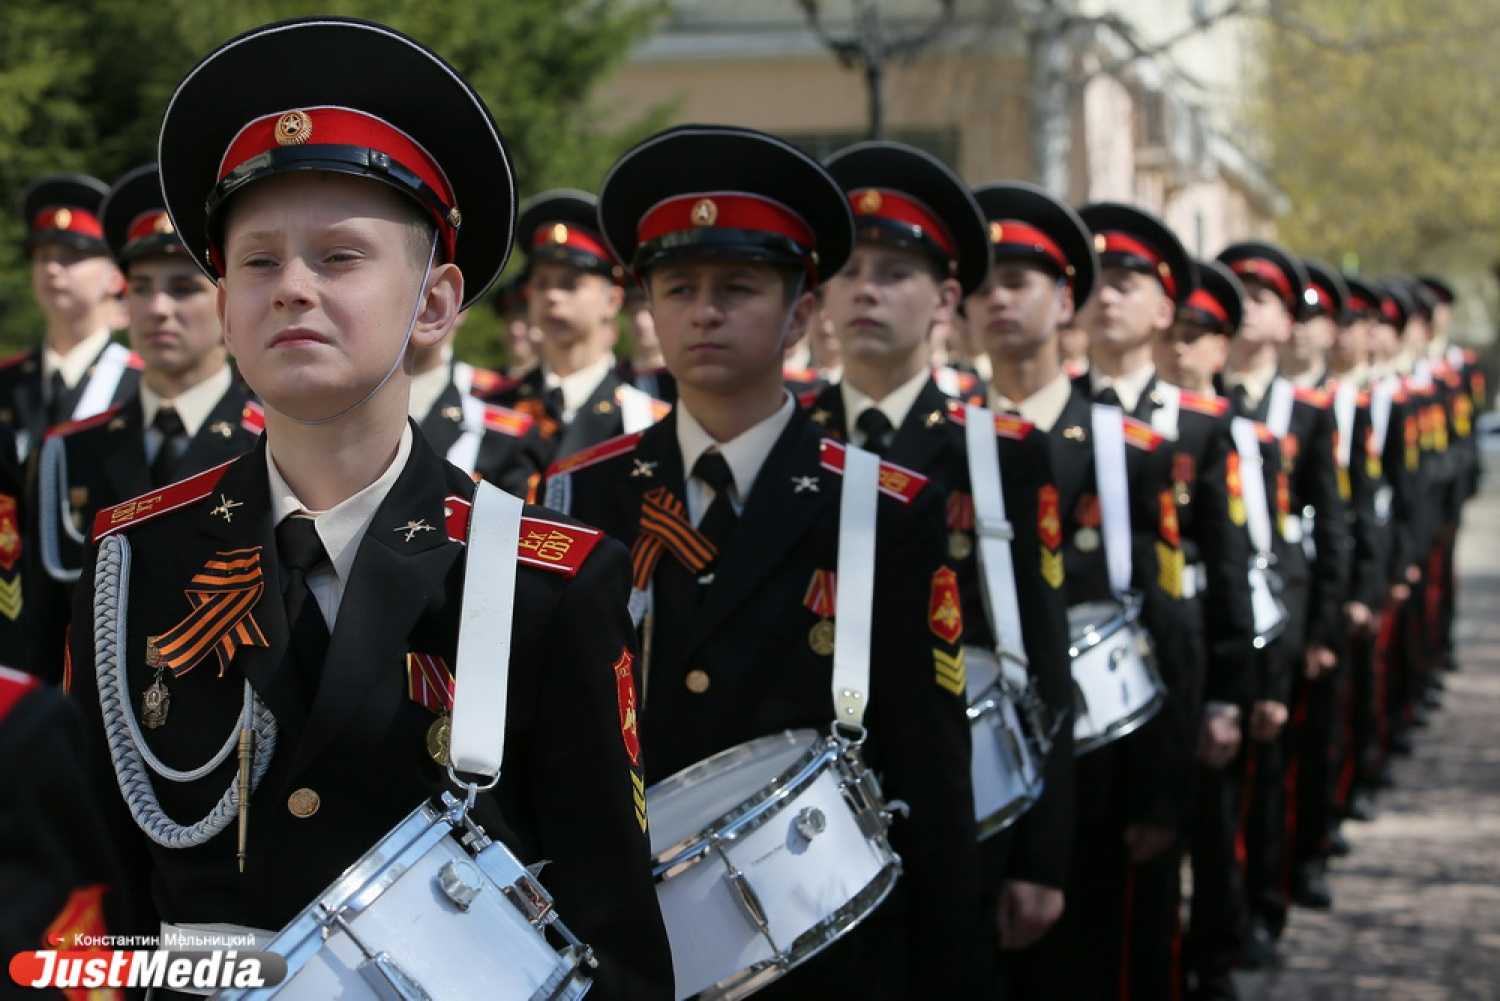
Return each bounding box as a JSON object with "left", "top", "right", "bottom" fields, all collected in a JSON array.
[
  {"left": 46, "top": 371, "right": 70, "bottom": 427},
  {"left": 149, "top": 408, "right": 189, "bottom": 486},
  {"left": 1230, "top": 384, "right": 1251, "bottom": 416},
  {"left": 543, "top": 386, "right": 565, "bottom": 421},
  {"left": 1095, "top": 386, "right": 1122, "bottom": 409},
  {"left": 855, "top": 408, "right": 894, "bottom": 457},
  {"left": 276, "top": 516, "right": 330, "bottom": 705},
  {"left": 692, "top": 450, "right": 738, "bottom": 556}
]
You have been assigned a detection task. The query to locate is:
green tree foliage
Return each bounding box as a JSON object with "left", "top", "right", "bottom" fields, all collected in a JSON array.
[{"left": 0, "top": 0, "right": 667, "bottom": 365}]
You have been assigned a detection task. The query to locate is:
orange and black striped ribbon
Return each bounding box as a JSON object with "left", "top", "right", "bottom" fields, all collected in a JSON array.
[
  {"left": 630, "top": 486, "right": 716, "bottom": 590},
  {"left": 146, "top": 548, "right": 268, "bottom": 679}
]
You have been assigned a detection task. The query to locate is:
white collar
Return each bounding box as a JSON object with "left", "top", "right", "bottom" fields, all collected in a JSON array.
[
  {"left": 266, "top": 423, "right": 413, "bottom": 588},
  {"left": 543, "top": 354, "right": 615, "bottom": 421},
  {"left": 140, "top": 365, "right": 233, "bottom": 438},
  {"left": 43, "top": 328, "right": 114, "bottom": 389},
  {"left": 990, "top": 370, "right": 1073, "bottom": 433},
  {"left": 1089, "top": 362, "right": 1155, "bottom": 413},
  {"left": 676, "top": 392, "right": 796, "bottom": 503},
  {"left": 408, "top": 361, "right": 452, "bottom": 422},
  {"left": 1223, "top": 360, "right": 1278, "bottom": 407},
  {"left": 839, "top": 367, "right": 930, "bottom": 441},
  {"left": 1286, "top": 365, "right": 1326, "bottom": 391}
]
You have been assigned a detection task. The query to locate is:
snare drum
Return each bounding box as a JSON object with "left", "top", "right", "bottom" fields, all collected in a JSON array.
[
  {"left": 219, "top": 793, "right": 593, "bottom": 1001},
  {"left": 648, "top": 729, "right": 902, "bottom": 1001},
  {"left": 965, "top": 647, "right": 1046, "bottom": 838},
  {"left": 1248, "top": 555, "right": 1289, "bottom": 650},
  {"left": 1068, "top": 599, "right": 1166, "bottom": 755}
]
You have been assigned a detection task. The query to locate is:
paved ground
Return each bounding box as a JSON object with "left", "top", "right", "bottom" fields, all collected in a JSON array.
[{"left": 1238, "top": 461, "right": 1500, "bottom": 1000}]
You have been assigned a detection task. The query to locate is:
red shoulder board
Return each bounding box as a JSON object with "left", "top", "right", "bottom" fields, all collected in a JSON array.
[
  {"left": 648, "top": 397, "right": 673, "bottom": 421},
  {"left": 544, "top": 431, "right": 643, "bottom": 479},
  {"left": 517, "top": 516, "right": 603, "bottom": 577},
  {"left": 1178, "top": 390, "right": 1228, "bottom": 417},
  {"left": 954, "top": 371, "right": 979, "bottom": 393},
  {"left": 125, "top": 351, "right": 145, "bottom": 370},
  {"left": 797, "top": 388, "right": 823, "bottom": 409},
  {"left": 1464, "top": 348, "right": 1478, "bottom": 365},
  {"left": 1357, "top": 391, "right": 1372, "bottom": 408},
  {"left": 482, "top": 403, "right": 535, "bottom": 438},
  {"left": 240, "top": 400, "right": 265, "bottom": 434},
  {"left": 444, "top": 495, "right": 472, "bottom": 542},
  {"left": 0, "top": 350, "right": 31, "bottom": 372},
  {"left": 1391, "top": 388, "right": 1409, "bottom": 404},
  {"left": 468, "top": 366, "right": 505, "bottom": 395},
  {"left": 45, "top": 404, "right": 125, "bottom": 441},
  {"left": 993, "top": 414, "right": 1035, "bottom": 440},
  {"left": 1293, "top": 386, "right": 1330, "bottom": 408},
  {"left": 818, "top": 438, "right": 929, "bottom": 504},
  {"left": 93, "top": 458, "right": 235, "bottom": 541},
  {"left": 1253, "top": 422, "right": 1276, "bottom": 444},
  {"left": 1122, "top": 417, "right": 1163, "bottom": 452},
  {"left": 783, "top": 366, "right": 819, "bottom": 382},
  {"left": 0, "top": 664, "right": 41, "bottom": 723}
]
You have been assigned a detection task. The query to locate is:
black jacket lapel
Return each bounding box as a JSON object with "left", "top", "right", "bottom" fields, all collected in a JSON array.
[
  {"left": 175, "top": 381, "right": 259, "bottom": 474},
  {"left": 557, "top": 369, "right": 625, "bottom": 458},
  {"left": 99, "top": 399, "right": 151, "bottom": 503},
  {"left": 805, "top": 383, "right": 848, "bottom": 440},
  {"left": 417, "top": 382, "right": 465, "bottom": 460},
  {"left": 887, "top": 377, "right": 954, "bottom": 472}
]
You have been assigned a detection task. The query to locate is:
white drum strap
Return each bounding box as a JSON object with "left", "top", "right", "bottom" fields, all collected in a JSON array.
[
  {"left": 618, "top": 385, "right": 658, "bottom": 434},
  {"left": 1333, "top": 381, "right": 1358, "bottom": 469},
  {"left": 963, "top": 405, "right": 1026, "bottom": 666},
  {"left": 934, "top": 366, "right": 962, "bottom": 397},
  {"left": 450, "top": 481, "right": 524, "bottom": 778},
  {"left": 72, "top": 342, "right": 131, "bottom": 422},
  {"left": 1149, "top": 382, "right": 1181, "bottom": 441},
  {"left": 444, "top": 393, "right": 485, "bottom": 475},
  {"left": 1089, "top": 404, "right": 1133, "bottom": 596},
  {"left": 452, "top": 360, "right": 475, "bottom": 397},
  {"left": 1410, "top": 358, "right": 1433, "bottom": 390},
  {"left": 1230, "top": 418, "right": 1274, "bottom": 556},
  {"left": 832, "top": 445, "right": 879, "bottom": 728},
  {"left": 1369, "top": 377, "right": 1395, "bottom": 452},
  {"left": 1265, "top": 377, "right": 1294, "bottom": 440}
]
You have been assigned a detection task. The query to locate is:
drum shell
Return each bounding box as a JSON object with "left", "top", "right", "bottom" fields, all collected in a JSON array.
[
  {"left": 964, "top": 647, "right": 1045, "bottom": 838},
  {"left": 1068, "top": 601, "right": 1166, "bottom": 755}
]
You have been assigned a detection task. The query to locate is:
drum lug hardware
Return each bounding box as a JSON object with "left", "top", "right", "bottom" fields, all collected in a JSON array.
[
  {"left": 436, "top": 860, "right": 483, "bottom": 911},
  {"left": 726, "top": 866, "right": 772, "bottom": 939},
  {"left": 793, "top": 806, "right": 827, "bottom": 841},
  {"left": 316, "top": 903, "right": 433, "bottom": 1001},
  {"left": 502, "top": 873, "right": 556, "bottom": 926},
  {"left": 881, "top": 799, "right": 911, "bottom": 825}
]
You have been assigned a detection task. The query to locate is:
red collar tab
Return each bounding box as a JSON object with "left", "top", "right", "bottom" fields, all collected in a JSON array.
[
  {"left": 532, "top": 221, "right": 612, "bottom": 263},
  {"left": 1184, "top": 289, "right": 1229, "bottom": 325},
  {"left": 217, "top": 107, "right": 459, "bottom": 264},
  {"left": 989, "top": 220, "right": 1072, "bottom": 277},
  {"left": 1096, "top": 231, "right": 1176, "bottom": 298},
  {"left": 32, "top": 206, "right": 104, "bottom": 239},
  {"left": 849, "top": 187, "right": 956, "bottom": 258},
  {"left": 638, "top": 192, "right": 815, "bottom": 254},
  {"left": 126, "top": 210, "right": 176, "bottom": 245},
  {"left": 1229, "top": 257, "right": 1292, "bottom": 305}
]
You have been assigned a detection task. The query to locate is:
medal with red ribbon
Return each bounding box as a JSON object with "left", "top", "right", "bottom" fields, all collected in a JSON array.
[{"left": 803, "top": 569, "right": 837, "bottom": 656}]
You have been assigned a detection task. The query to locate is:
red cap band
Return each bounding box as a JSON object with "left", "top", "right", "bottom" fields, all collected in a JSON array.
[
  {"left": 32, "top": 207, "right": 104, "bottom": 240},
  {"left": 989, "top": 220, "right": 1070, "bottom": 276},
  {"left": 1348, "top": 294, "right": 1373, "bottom": 314},
  {"left": 532, "top": 222, "right": 612, "bottom": 264},
  {"left": 1380, "top": 298, "right": 1400, "bottom": 322},
  {"left": 1229, "top": 258, "right": 1292, "bottom": 304},
  {"left": 638, "top": 192, "right": 814, "bottom": 251},
  {"left": 218, "top": 107, "right": 458, "bottom": 262},
  {"left": 126, "top": 210, "right": 175, "bottom": 244},
  {"left": 1098, "top": 231, "right": 1176, "bottom": 298},
  {"left": 1185, "top": 289, "right": 1229, "bottom": 325},
  {"left": 849, "top": 188, "right": 955, "bottom": 257}
]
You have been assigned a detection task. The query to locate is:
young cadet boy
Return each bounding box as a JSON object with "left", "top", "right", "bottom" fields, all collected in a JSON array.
[
  {"left": 28, "top": 164, "right": 264, "bottom": 684},
  {"left": 0, "top": 428, "right": 29, "bottom": 669},
  {"left": 63, "top": 19, "right": 670, "bottom": 998},
  {"left": 1216, "top": 239, "right": 1348, "bottom": 959},
  {"left": 966, "top": 186, "right": 1188, "bottom": 1001},
  {"left": 485, "top": 189, "right": 667, "bottom": 466},
  {"left": 1, "top": 174, "right": 139, "bottom": 463},
  {"left": 804, "top": 146, "right": 1073, "bottom": 982},
  {"left": 546, "top": 125, "right": 979, "bottom": 999}
]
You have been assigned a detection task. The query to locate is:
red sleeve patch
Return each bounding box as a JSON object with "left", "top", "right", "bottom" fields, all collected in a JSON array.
[
  {"left": 1038, "top": 484, "right": 1063, "bottom": 549},
  {"left": 92, "top": 459, "right": 234, "bottom": 541},
  {"left": 0, "top": 664, "right": 41, "bottom": 722},
  {"left": 817, "top": 438, "right": 929, "bottom": 504},
  {"left": 614, "top": 648, "right": 641, "bottom": 767},
  {"left": 928, "top": 566, "right": 963, "bottom": 644},
  {"left": 482, "top": 403, "right": 535, "bottom": 438},
  {"left": 544, "top": 431, "right": 643, "bottom": 479}
]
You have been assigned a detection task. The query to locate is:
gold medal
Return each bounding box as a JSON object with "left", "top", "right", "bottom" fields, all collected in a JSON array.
[
  {"left": 1075, "top": 527, "right": 1100, "bottom": 553},
  {"left": 808, "top": 618, "right": 836, "bottom": 656},
  {"left": 426, "top": 714, "right": 452, "bottom": 766},
  {"left": 948, "top": 531, "right": 973, "bottom": 561},
  {"left": 141, "top": 674, "right": 171, "bottom": 729}
]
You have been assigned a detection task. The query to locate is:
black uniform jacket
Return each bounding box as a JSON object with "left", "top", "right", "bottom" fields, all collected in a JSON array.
[
  {"left": 546, "top": 404, "right": 981, "bottom": 999},
  {"left": 484, "top": 363, "right": 664, "bottom": 472},
  {"left": 803, "top": 377, "right": 1074, "bottom": 889},
  {"left": 66, "top": 428, "right": 673, "bottom": 1000},
  {"left": 29, "top": 381, "right": 262, "bottom": 683},
  {"left": 1047, "top": 384, "right": 1194, "bottom": 830},
  {"left": 0, "top": 428, "right": 30, "bottom": 672},
  {"left": 416, "top": 379, "right": 541, "bottom": 499},
  {"left": 0, "top": 342, "right": 141, "bottom": 457}
]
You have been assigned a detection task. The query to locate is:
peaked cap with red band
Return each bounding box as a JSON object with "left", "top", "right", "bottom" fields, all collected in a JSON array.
[
  {"left": 157, "top": 17, "right": 515, "bottom": 309},
  {"left": 1396, "top": 276, "right": 1437, "bottom": 321},
  {"left": 517, "top": 188, "right": 619, "bottom": 279},
  {"left": 1180, "top": 257, "right": 1245, "bottom": 334},
  {"left": 1216, "top": 240, "right": 1308, "bottom": 316},
  {"left": 1376, "top": 278, "right": 1413, "bottom": 328},
  {"left": 823, "top": 141, "right": 990, "bottom": 296},
  {"left": 598, "top": 124, "right": 853, "bottom": 286},
  {"left": 1417, "top": 274, "right": 1455, "bottom": 305},
  {"left": 974, "top": 181, "right": 1098, "bottom": 309},
  {"left": 1300, "top": 258, "right": 1349, "bottom": 322},
  {"left": 20, "top": 173, "right": 111, "bottom": 256},
  {"left": 1342, "top": 274, "right": 1384, "bottom": 321},
  {"left": 1079, "top": 201, "right": 1194, "bottom": 305},
  {"left": 101, "top": 163, "right": 187, "bottom": 269}
]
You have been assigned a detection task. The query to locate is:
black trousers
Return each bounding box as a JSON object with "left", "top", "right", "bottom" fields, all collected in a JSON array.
[{"left": 1287, "top": 662, "right": 1343, "bottom": 870}]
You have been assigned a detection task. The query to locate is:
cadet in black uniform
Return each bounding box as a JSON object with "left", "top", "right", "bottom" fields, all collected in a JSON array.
[
  {"left": 1, "top": 174, "right": 139, "bottom": 465},
  {"left": 970, "top": 189, "right": 1190, "bottom": 1001},
  {"left": 483, "top": 189, "right": 667, "bottom": 466},
  {"left": 27, "top": 164, "right": 263, "bottom": 684},
  {"left": 0, "top": 428, "right": 30, "bottom": 671},
  {"left": 804, "top": 147, "right": 1074, "bottom": 988},
  {"left": 548, "top": 124, "right": 980, "bottom": 999},
  {"left": 64, "top": 19, "right": 671, "bottom": 999}
]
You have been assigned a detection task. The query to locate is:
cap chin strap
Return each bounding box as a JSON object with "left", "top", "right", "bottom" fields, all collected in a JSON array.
[{"left": 289, "top": 230, "right": 439, "bottom": 427}]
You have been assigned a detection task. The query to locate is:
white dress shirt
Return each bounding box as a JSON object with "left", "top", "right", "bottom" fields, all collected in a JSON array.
[
  {"left": 544, "top": 354, "right": 615, "bottom": 423},
  {"left": 266, "top": 423, "right": 413, "bottom": 628},
  {"left": 141, "top": 365, "right": 234, "bottom": 466},
  {"left": 1089, "top": 363, "right": 1156, "bottom": 413},
  {"left": 840, "top": 367, "right": 930, "bottom": 449},
  {"left": 1222, "top": 361, "right": 1278, "bottom": 409},
  {"left": 43, "top": 328, "right": 113, "bottom": 391},
  {"left": 989, "top": 370, "right": 1074, "bottom": 433},
  {"left": 676, "top": 392, "right": 795, "bottom": 525},
  {"left": 408, "top": 355, "right": 453, "bottom": 423}
]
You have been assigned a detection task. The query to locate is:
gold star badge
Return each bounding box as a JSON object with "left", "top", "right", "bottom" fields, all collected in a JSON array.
[
  {"left": 1063, "top": 425, "right": 1086, "bottom": 442},
  {"left": 857, "top": 189, "right": 883, "bottom": 214},
  {"left": 810, "top": 408, "right": 831, "bottom": 426},
  {"left": 595, "top": 400, "right": 615, "bottom": 414},
  {"left": 152, "top": 213, "right": 175, "bottom": 235},
  {"left": 108, "top": 417, "right": 127, "bottom": 431},
  {"left": 274, "top": 110, "right": 312, "bottom": 146},
  {"left": 441, "top": 405, "right": 463, "bottom": 422},
  {"left": 53, "top": 208, "right": 72, "bottom": 230},
  {"left": 925, "top": 409, "right": 944, "bottom": 428},
  {"left": 208, "top": 421, "right": 233, "bottom": 438}
]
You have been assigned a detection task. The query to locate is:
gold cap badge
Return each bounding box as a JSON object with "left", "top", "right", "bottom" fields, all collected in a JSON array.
[
  {"left": 53, "top": 208, "right": 72, "bottom": 230},
  {"left": 152, "top": 213, "right": 175, "bottom": 234},
  {"left": 857, "top": 189, "right": 883, "bottom": 214},
  {"left": 1093, "top": 233, "right": 1107, "bottom": 253},
  {"left": 551, "top": 223, "right": 569, "bottom": 244},
  {"left": 989, "top": 221, "right": 1004, "bottom": 243},
  {"left": 691, "top": 198, "right": 718, "bottom": 227},
  {"left": 447, "top": 206, "right": 462, "bottom": 228},
  {"left": 275, "top": 111, "right": 313, "bottom": 146}
]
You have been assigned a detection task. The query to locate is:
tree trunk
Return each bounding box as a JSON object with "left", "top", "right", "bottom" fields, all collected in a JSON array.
[{"left": 1029, "top": 17, "right": 1073, "bottom": 197}]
